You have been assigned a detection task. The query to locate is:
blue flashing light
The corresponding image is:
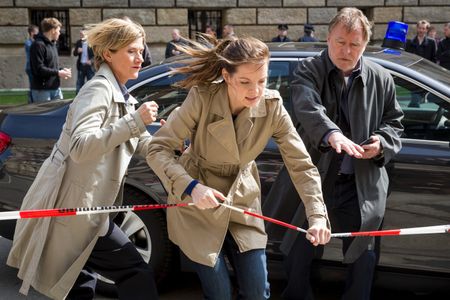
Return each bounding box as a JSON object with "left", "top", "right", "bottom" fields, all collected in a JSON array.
[
  {"left": 383, "top": 48, "right": 401, "bottom": 55},
  {"left": 382, "top": 21, "right": 408, "bottom": 50}
]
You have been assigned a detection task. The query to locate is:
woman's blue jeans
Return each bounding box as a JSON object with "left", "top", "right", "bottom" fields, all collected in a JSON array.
[{"left": 190, "top": 232, "right": 270, "bottom": 300}]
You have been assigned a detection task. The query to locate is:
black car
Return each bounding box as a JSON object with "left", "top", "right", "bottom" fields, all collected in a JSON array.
[{"left": 1, "top": 43, "right": 449, "bottom": 294}]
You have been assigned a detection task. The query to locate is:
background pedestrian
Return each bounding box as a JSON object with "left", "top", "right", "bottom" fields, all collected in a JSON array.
[{"left": 24, "top": 24, "right": 39, "bottom": 103}]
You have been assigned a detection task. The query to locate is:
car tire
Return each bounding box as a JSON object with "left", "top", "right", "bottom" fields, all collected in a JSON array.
[{"left": 95, "top": 187, "right": 176, "bottom": 297}]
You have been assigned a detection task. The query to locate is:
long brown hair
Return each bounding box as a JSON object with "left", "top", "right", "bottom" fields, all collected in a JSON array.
[{"left": 172, "top": 35, "right": 269, "bottom": 89}]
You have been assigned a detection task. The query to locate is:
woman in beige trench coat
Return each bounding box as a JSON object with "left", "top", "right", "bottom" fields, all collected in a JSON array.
[
  {"left": 7, "top": 19, "right": 159, "bottom": 300},
  {"left": 146, "top": 36, "right": 331, "bottom": 299}
]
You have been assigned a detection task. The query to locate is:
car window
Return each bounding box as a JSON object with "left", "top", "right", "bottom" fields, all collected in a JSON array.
[
  {"left": 131, "top": 73, "right": 188, "bottom": 120},
  {"left": 393, "top": 75, "right": 450, "bottom": 141},
  {"left": 267, "top": 61, "right": 291, "bottom": 111}
]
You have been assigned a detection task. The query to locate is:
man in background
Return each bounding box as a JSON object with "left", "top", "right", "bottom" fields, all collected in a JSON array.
[
  {"left": 406, "top": 20, "right": 436, "bottom": 62},
  {"left": 30, "top": 18, "right": 71, "bottom": 102},
  {"left": 222, "top": 24, "right": 235, "bottom": 39},
  {"left": 73, "top": 28, "right": 94, "bottom": 94},
  {"left": 272, "top": 24, "right": 291, "bottom": 42},
  {"left": 437, "top": 22, "right": 450, "bottom": 70},
  {"left": 205, "top": 25, "right": 216, "bottom": 37},
  {"left": 299, "top": 24, "right": 318, "bottom": 42},
  {"left": 165, "top": 28, "right": 187, "bottom": 58},
  {"left": 25, "top": 24, "right": 39, "bottom": 103}
]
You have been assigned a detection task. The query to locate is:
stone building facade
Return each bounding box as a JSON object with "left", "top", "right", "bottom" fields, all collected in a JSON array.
[{"left": 0, "top": 0, "right": 449, "bottom": 89}]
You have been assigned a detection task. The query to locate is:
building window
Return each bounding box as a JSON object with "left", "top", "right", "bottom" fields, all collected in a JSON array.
[
  {"left": 30, "top": 9, "right": 70, "bottom": 55},
  {"left": 188, "top": 10, "right": 222, "bottom": 39}
]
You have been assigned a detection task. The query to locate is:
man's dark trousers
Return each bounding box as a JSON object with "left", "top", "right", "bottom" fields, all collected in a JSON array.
[{"left": 282, "top": 175, "right": 378, "bottom": 300}]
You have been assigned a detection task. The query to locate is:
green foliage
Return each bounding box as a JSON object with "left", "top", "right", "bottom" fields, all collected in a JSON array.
[{"left": 0, "top": 90, "right": 76, "bottom": 106}]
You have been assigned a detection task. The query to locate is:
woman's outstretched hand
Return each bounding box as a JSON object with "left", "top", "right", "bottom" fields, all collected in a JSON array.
[
  {"left": 191, "top": 183, "right": 227, "bottom": 209},
  {"left": 306, "top": 221, "right": 331, "bottom": 246}
]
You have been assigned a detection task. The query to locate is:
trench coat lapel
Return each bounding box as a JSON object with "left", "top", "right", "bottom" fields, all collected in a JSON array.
[
  {"left": 235, "top": 95, "right": 267, "bottom": 144},
  {"left": 207, "top": 84, "right": 240, "bottom": 161},
  {"left": 96, "top": 64, "right": 139, "bottom": 106},
  {"left": 207, "top": 84, "right": 268, "bottom": 160},
  {"left": 96, "top": 64, "right": 139, "bottom": 151},
  {"left": 207, "top": 118, "right": 240, "bottom": 161}
]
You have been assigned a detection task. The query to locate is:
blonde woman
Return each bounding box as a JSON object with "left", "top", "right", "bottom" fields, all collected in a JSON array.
[
  {"left": 8, "top": 18, "right": 159, "bottom": 299},
  {"left": 147, "top": 36, "right": 331, "bottom": 299}
]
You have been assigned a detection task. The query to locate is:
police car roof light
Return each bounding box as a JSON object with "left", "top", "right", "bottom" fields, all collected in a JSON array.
[{"left": 381, "top": 21, "right": 408, "bottom": 50}]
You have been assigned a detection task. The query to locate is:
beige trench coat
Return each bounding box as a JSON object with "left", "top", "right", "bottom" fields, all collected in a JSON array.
[
  {"left": 147, "top": 82, "right": 328, "bottom": 267},
  {"left": 7, "top": 64, "right": 151, "bottom": 299}
]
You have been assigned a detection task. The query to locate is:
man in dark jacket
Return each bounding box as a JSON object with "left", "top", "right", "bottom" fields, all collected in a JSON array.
[
  {"left": 30, "top": 18, "right": 71, "bottom": 102},
  {"left": 406, "top": 20, "right": 437, "bottom": 62},
  {"left": 73, "top": 28, "right": 94, "bottom": 94},
  {"left": 272, "top": 24, "right": 292, "bottom": 42},
  {"left": 265, "top": 8, "right": 403, "bottom": 300},
  {"left": 437, "top": 22, "right": 450, "bottom": 70},
  {"left": 298, "top": 24, "right": 318, "bottom": 42},
  {"left": 165, "top": 29, "right": 187, "bottom": 58}
]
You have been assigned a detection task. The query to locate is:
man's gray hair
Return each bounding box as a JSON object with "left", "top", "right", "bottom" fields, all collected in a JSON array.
[{"left": 328, "top": 7, "right": 373, "bottom": 42}]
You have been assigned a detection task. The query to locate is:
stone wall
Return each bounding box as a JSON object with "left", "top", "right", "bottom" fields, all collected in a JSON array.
[{"left": 0, "top": 1, "right": 448, "bottom": 88}]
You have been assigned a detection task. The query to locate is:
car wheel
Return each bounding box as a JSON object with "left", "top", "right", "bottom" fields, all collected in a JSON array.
[{"left": 95, "top": 187, "right": 175, "bottom": 296}]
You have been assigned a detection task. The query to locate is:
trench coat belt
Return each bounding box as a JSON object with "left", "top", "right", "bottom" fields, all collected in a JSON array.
[
  {"left": 50, "top": 144, "right": 66, "bottom": 166},
  {"left": 186, "top": 151, "right": 253, "bottom": 219},
  {"left": 186, "top": 151, "right": 240, "bottom": 178},
  {"left": 50, "top": 130, "right": 70, "bottom": 165}
]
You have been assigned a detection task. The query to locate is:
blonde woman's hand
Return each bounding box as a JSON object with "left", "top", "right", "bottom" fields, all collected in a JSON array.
[
  {"left": 191, "top": 183, "right": 227, "bottom": 209},
  {"left": 306, "top": 221, "right": 331, "bottom": 246},
  {"left": 137, "top": 101, "right": 159, "bottom": 125}
]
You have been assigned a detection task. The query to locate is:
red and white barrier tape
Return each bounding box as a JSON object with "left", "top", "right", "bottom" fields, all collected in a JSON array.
[
  {"left": 219, "top": 203, "right": 450, "bottom": 238},
  {"left": 219, "top": 203, "right": 309, "bottom": 233},
  {"left": 0, "top": 203, "right": 195, "bottom": 221},
  {"left": 330, "top": 225, "right": 450, "bottom": 238},
  {"left": 1, "top": 202, "right": 448, "bottom": 238}
]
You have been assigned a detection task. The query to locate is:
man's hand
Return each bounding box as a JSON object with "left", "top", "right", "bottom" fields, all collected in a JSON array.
[
  {"left": 360, "top": 135, "right": 382, "bottom": 159},
  {"left": 137, "top": 101, "right": 159, "bottom": 125},
  {"left": 58, "top": 68, "right": 72, "bottom": 80},
  {"left": 191, "top": 183, "right": 227, "bottom": 209},
  {"left": 328, "top": 131, "right": 364, "bottom": 158}
]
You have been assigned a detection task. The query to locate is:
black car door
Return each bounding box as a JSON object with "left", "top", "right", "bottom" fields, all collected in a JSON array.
[{"left": 381, "top": 73, "right": 450, "bottom": 274}]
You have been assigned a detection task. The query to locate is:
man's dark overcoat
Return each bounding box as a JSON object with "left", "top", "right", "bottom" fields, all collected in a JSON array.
[{"left": 266, "top": 49, "right": 403, "bottom": 263}]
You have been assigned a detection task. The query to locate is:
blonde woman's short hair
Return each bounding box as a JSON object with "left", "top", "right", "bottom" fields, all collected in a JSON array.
[
  {"left": 85, "top": 18, "right": 146, "bottom": 70},
  {"left": 329, "top": 7, "right": 373, "bottom": 42}
]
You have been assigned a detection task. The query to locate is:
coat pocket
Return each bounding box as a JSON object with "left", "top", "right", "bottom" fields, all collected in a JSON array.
[
  {"left": 53, "top": 181, "right": 89, "bottom": 225},
  {"left": 234, "top": 171, "right": 261, "bottom": 209}
]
